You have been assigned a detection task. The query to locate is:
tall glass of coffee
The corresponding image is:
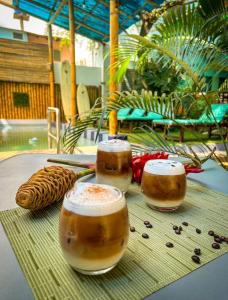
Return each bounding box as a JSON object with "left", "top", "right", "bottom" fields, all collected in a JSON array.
[
  {"left": 59, "top": 182, "right": 129, "bottom": 275},
  {"left": 96, "top": 139, "right": 132, "bottom": 192},
  {"left": 141, "top": 160, "right": 186, "bottom": 212}
]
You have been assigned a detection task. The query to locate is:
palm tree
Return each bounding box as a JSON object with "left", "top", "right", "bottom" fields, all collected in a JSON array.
[{"left": 63, "top": 0, "right": 228, "bottom": 169}]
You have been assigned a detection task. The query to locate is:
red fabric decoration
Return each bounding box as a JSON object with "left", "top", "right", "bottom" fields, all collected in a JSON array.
[
  {"left": 184, "top": 164, "right": 204, "bottom": 175},
  {"left": 132, "top": 153, "right": 169, "bottom": 183},
  {"left": 131, "top": 153, "right": 204, "bottom": 183}
]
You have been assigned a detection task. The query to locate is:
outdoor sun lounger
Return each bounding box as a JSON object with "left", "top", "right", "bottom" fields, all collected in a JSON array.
[
  {"left": 134, "top": 111, "right": 163, "bottom": 121},
  {"left": 122, "top": 109, "right": 164, "bottom": 131},
  {"left": 117, "top": 108, "right": 132, "bottom": 120},
  {"left": 153, "top": 103, "right": 228, "bottom": 142},
  {"left": 124, "top": 108, "right": 146, "bottom": 120}
]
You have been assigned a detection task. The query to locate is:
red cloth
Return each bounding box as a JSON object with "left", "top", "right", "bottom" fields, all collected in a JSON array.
[{"left": 131, "top": 153, "right": 203, "bottom": 183}]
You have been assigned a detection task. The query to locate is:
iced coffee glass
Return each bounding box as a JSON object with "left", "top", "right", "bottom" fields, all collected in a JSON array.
[
  {"left": 96, "top": 139, "right": 132, "bottom": 192},
  {"left": 141, "top": 159, "right": 186, "bottom": 212},
  {"left": 59, "top": 182, "right": 129, "bottom": 275}
]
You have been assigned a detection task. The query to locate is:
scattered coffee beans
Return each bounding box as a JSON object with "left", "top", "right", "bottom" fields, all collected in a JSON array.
[
  {"left": 194, "top": 248, "right": 201, "bottom": 256},
  {"left": 182, "top": 222, "right": 188, "bottom": 226},
  {"left": 144, "top": 221, "right": 150, "bottom": 225},
  {"left": 214, "top": 237, "right": 221, "bottom": 243},
  {"left": 196, "top": 228, "right": 201, "bottom": 234},
  {"left": 146, "top": 224, "right": 153, "bottom": 228},
  {"left": 191, "top": 255, "right": 201, "bottom": 264},
  {"left": 179, "top": 226, "right": 183, "bottom": 231},
  {"left": 142, "top": 233, "right": 149, "bottom": 239},
  {"left": 173, "top": 225, "right": 178, "bottom": 230},
  {"left": 130, "top": 226, "right": 135, "bottom": 232},
  {"left": 212, "top": 243, "right": 220, "bottom": 249},
  {"left": 166, "top": 242, "right": 174, "bottom": 248},
  {"left": 214, "top": 234, "right": 219, "bottom": 239},
  {"left": 175, "top": 229, "right": 181, "bottom": 235},
  {"left": 208, "top": 230, "right": 214, "bottom": 236},
  {"left": 220, "top": 236, "right": 225, "bottom": 241}
]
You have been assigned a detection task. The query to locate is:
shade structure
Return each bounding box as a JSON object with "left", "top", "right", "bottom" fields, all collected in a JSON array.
[{"left": 12, "top": 0, "right": 163, "bottom": 43}]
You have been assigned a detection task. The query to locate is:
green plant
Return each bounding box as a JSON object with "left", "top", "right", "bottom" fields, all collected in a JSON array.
[{"left": 63, "top": 0, "right": 228, "bottom": 169}]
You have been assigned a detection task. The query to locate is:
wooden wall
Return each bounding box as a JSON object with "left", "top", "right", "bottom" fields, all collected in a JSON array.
[
  {"left": 0, "top": 39, "right": 49, "bottom": 84},
  {"left": 0, "top": 81, "right": 101, "bottom": 120}
]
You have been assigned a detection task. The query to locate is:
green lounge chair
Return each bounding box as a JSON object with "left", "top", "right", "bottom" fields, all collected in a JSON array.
[
  {"left": 153, "top": 104, "right": 228, "bottom": 142},
  {"left": 117, "top": 108, "right": 132, "bottom": 120},
  {"left": 135, "top": 111, "right": 163, "bottom": 121},
  {"left": 125, "top": 108, "right": 146, "bottom": 120}
]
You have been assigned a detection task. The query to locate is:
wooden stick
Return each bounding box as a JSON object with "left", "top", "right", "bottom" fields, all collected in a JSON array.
[
  {"left": 77, "top": 168, "right": 95, "bottom": 178},
  {"left": 68, "top": 0, "right": 77, "bottom": 124},
  {"left": 109, "top": 0, "right": 119, "bottom": 136},
  {"left": 47, "top": 158, "right": 95, "bottom": 169}
]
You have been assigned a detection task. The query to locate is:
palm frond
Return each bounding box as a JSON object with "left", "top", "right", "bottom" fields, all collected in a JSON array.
[{"left": 129, "top": 125, "right": 215, "bottom": 168}]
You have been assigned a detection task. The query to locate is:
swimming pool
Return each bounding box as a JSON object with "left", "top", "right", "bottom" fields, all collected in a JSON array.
[
  {"left": 0, "top": 124, "right": 96, "bottom": 152},
  {"left": 0, "top": 125, "right": 49, "bottom": 152}
]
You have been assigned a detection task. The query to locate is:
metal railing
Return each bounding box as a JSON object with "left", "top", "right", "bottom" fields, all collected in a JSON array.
[{"left": 47, "top": 107, "right": 61, "bottom": 153}]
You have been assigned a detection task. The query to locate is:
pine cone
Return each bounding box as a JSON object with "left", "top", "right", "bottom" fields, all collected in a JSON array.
[{"left": 16, "top": 166, "right": 77, "bottom": 210}]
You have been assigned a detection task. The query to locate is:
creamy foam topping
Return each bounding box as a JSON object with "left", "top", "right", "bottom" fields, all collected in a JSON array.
[
  {"left": 98, "top": 139, "right": 131, "bottom": 152},
  {"left": 144, "top": 159, "right": 185, "bottom": 176},
  {"left": 63, "top": 182, "right": 125, "bottom": 216}
]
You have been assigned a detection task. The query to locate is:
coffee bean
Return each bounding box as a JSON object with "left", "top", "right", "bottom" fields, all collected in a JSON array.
[
  {"left": 146, "top": 224, "right": 153, "bottom": 228},
  {"left": 142, "top": 233, "right": 149, "bottom": 239},
  {"left": 196, "top": 228, "right": 201, "bottom": 234},
  {"left": 179, "top": 226, "right": 183, "bottom": 231},
  {"left": 214, "top": 237, "right": 221, "bottom": 243},
  {"left": 191, "top": 255, "right": 201, "bottom": 264},
  {"left": 220, "top": 236, "right": 225, "bottom": 241},
  {"left": 144, "top": 221, "right": 150, "bottom": 225},
  {"left": 130, "top": 226, "right": 135, "bottom": 232},
  {"left": 166, "top": 242, "right": 174, "bottom": 248},
  {"left": 182, "top": 222, "right": 188, "bottom": 226},
  {"left": 175, "top": 229, "right": 181, "bottom": 235},
  {"left": 212, "top": 243, "right": 220, "bottom": 249},
  {"left": 194, "top": 248, "right": 201, "bottom": 256},
  {"left": 173, "top": 225, "right": 178, "bottom": 230},
  {"left": 208, "top": 230, "right": 214, "bottom": 236},
  {"left": 214, "top": 234, "right": 219, "bottom": 239}
]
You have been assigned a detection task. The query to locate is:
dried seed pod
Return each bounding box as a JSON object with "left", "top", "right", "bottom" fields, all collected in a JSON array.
[{"left": 16, "top": 166, "right": 77, "bottom": 210}]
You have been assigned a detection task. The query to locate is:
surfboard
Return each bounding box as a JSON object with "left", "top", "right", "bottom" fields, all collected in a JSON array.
[
  {"left": 60, "top": 60, "right": 71, "bottom": 121},
  {"left": 77, "top": 83, "right": 90, "bottom": 119}
]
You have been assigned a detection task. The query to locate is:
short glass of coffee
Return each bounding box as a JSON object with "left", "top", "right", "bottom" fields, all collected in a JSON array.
[
  {"left": 59, "top": 182, "right": 129, "bottom": 275},
  {"left": 141, "top": 159, "right": 186, "bottom": 212},
  {"left": 96, "top": 139, "right": 132, "bottom": 192}
]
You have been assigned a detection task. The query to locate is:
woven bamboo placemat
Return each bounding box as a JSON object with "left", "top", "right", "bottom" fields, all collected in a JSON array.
[{"left": 0, "top": 180, "right": 228, "bottom": 300}]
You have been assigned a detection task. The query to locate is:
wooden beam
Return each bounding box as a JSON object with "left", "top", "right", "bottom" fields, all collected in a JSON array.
[
  {"left": 48, "top": 0, "right": 68, "bottom": 25},
  {"left": 120, "top": 3, "right": 148, "bottom": 27},
  {"left": 0, "top": 0, "right": 16, "bottom": 9},
  {"left": 47, "top": 24, "right": 55, "bottom": 111},
  {"left": 24, "top": 0, "right": 108, "bottom": 38},
  {"left": 75, "top": 3, "right": 109, "bottom": 27},
  {"left": 145, "top": 0, "right": 159, "bottom": 7},
  {"left": 100, "top": 0, "right": 130, "bottom": 18},
  {"left": 68, "top": 0, "right": 77, "bottom": 124},
  {"left": 109, "top": 0, "right": 119, "bottom": 136},
  {"left": 76, "top": 1, "right": 100, "bottom": 30},
  {"left": 75, "top": 19, "right": 108, "bottom": 38}
]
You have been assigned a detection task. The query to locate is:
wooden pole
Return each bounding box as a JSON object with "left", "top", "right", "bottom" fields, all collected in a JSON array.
[
  {"left": 68, "top": 0, "right": 77, "bottom": 124},
  {"left": 109, "top": 0, "right": 119, "bottom": 136},
  {"left": 47, "top": 24, "right": 55, "bottom": 111}
]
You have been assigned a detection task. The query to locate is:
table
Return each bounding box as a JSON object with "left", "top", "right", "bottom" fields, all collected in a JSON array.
[{"left": 0, "top": 153, "right": 228, "bottom": 300}]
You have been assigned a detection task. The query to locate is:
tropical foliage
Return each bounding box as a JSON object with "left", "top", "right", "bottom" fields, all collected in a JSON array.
[{"left": 63, "top": 0, "right": 228, "bottom": 169}]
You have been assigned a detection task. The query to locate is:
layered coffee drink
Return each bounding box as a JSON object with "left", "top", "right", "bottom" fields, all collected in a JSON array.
[
  {"left": 96, "top": 139, "right": 132, "bottom": 192},
  {"left": 141, "top": 160, "right": 186, "bottom": 211},
  {"left": 59, "top": 182, "right": 129, "bottom": 275}
]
